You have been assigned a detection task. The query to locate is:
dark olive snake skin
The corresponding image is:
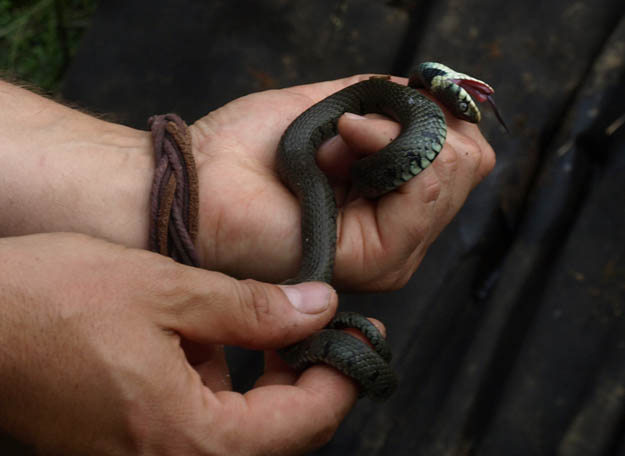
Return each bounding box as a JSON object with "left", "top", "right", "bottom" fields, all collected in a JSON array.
[{"left": 277, "top": 62, "right": 498, "bottom": 401}]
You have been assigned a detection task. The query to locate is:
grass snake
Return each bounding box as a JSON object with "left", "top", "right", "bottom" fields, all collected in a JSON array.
[{"left": 276, "top": 62, "right": 505, "bottom": 401}]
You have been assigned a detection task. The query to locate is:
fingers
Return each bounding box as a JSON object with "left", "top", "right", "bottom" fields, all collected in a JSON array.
[
  {"left": 180, "top": 339, "right": 232, "bottom": 391},
  {"left": 213, "top": 316, "right": 388, "bottom": 454},
  {"left": 212, "top": 365, "right": 358, "bottom": 455},
  {"left": 316, "top": 114, "right": 400, "bottom": 183},
  {"left": 325, "top": 108, "right": 494, "bottom": 290},
  {"left": 333, "top": 112, "right": 493, "bottom": 188},
  {"left": 256, "top": 317, "right": 387, "bottom": 388},
  {"left": 256, "top": 350, "right": 299, "bottom": 386},
  {"left": 157, "top": 270, "right": 338, "bottom": 350},
  {"left": 337, "top": 110, "right": 494, "bottom": 211},
  {"left": 335, "top": 112, "right": 491, "bottom": 238}
]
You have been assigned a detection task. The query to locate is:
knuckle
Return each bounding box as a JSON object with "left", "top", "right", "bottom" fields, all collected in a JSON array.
[
  {"left": 293, "top": 393, "right": 342, "bottom": 450},
  {"left": 378, "top": 262, "right": 418, "bottom": 291},
  {"left": 460, "top": 135, "right": 482, "bottom": 164},
  {"left": 432, "top": 143, "right": 460, "bottom": 186},
  {"left": 147, "top": 259, "right": 193, "bottom": 300},
  {"left": 457, "top": 134, "right": 495, "bottom": 180},
  {"left": 239, "top": 279, "right": 272, "bottom": 320},
  {"left": 480, "top": 142, "right": 497, "bottom": 177},
  {"left": 366, "top": 249, "right": 424, "bottom": 292},
  {"left": 312, "top": 420, "right": 340, "bottom": 449},
  {"left": 419, "top": 169, "right": 443, "bottom": 204},
  {"left": 406, "top": 209, "right": 432, "bottom": 244},
  {"left": 235, "top": 280, "right": 281, "bottom": 342},
  {"left": 389, "top": 266, "right": 417, "bottom": 290},
  {"left": 316, "top": 404, "right": 343, "bottom": 446}
]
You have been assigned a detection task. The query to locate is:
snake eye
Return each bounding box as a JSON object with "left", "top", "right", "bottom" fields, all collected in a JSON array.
[{"left": 459, "top": 102, "right": 468, "bottom": 112}]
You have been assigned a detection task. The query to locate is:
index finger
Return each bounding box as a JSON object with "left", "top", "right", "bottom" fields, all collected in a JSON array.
[{"left": 213, "top": 369, "right": 358, "bottom": 455}]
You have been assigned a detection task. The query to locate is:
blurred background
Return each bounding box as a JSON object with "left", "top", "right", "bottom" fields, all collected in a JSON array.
[
  {"left": 2, "top": 1, "right": 625, "bottom": 455},
  {"left": 0, "top": 0, "right": 96, "bottom": 92}
]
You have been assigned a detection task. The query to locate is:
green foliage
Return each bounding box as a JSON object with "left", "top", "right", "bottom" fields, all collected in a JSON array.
[{"left": 0, "top": 0, "right": 97, "bottom": 93}]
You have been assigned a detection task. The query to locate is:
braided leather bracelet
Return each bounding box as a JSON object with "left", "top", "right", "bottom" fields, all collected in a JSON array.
[{"left": 147, "top": 114, "right": 200, "bottom": 267}]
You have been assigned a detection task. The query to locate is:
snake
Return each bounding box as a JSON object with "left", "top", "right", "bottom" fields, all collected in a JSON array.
[{"left": 276, "top": 62, "right": 506, "bottom": 401}]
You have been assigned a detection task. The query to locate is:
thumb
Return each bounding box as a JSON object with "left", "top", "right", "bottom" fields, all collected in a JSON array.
[
  {"left": 315, "top": 113, "right": 401, "bottom": 180},
  {"left": 159, "top": 269, "right": 337, "bottom": 349},
  {"left": 338, "top": 112, "right": 401, "bottom": 156}
]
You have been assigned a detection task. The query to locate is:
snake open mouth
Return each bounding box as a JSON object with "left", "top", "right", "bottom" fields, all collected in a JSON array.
[{"left": 455, "top": 78, "right": 510, "bottom": 133}]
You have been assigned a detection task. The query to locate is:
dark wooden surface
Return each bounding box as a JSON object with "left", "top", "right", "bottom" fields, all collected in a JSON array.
[{"left": 11, "top": 1, "right": 625, "bottom": 454}]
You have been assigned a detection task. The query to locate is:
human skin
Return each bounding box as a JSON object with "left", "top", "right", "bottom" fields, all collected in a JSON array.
[
  {"left": 0, "top": 75, "right": 494, "bottom": 290},
  {"left": 0, "top": 76, "right": 494, "bottom": 454},
  {"left": 0, "top": 233, "right": 350, "bottom": 454},
  {"left": 189, "top": 75, "right": 494, "bottom": 289}
]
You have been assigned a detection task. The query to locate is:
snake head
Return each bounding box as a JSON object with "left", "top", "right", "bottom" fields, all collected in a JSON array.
[{"left": 410, "top": 62, "right": 509, "bottom": 133}]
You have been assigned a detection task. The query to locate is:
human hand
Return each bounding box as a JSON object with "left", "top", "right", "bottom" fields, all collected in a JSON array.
[
  {"left": 190, "top": 75, "right": 496, "bottom": 290},
  {"left": 0, "top": 77, "right": 494, "bottom": 292},
  {"left": 0, "top": 233, "right": 358, "bottom": 455}
]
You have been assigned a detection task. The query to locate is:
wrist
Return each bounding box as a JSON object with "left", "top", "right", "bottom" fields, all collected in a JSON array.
[{"left": 0, "top": 80, "right": 154, "bottom": 248}]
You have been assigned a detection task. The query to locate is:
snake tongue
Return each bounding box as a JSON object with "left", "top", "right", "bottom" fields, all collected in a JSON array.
[
  {"left": 486, "top": 95, "right": 510, "bottom": 134},
  {"left": 455, "top": 78, "right": 510, "bottom": 133}
]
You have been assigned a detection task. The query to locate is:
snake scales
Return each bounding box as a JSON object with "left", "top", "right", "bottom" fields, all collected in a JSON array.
[{"left": 276, "top": 62, "right": 505, "bottom": 401}]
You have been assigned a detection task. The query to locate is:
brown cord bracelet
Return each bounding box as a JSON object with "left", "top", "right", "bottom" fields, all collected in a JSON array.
[{"left": 148, "top": 114, "right": 200, "bottom": 267}]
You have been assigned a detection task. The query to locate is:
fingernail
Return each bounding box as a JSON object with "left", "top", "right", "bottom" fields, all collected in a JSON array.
[
  {"left": 343, "top": 112, "right": 367, "bottom": 121},
  {"left": 279, "top": 282, "right": 333, "bottom": 314}
]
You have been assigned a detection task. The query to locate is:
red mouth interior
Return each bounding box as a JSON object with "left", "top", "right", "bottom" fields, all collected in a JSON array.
[
  {"left": 454, "top": 78, "right": 509, "bottom": 133},
  {"left": 454, "top": 78, "right": 494, "bottom": 103}
]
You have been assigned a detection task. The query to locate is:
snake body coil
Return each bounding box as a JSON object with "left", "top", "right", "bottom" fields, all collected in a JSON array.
[{"left": 277, "top": 63, "right": 501, "bottom": 401}]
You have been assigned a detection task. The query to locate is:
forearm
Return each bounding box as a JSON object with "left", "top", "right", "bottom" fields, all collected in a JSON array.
[{"left": 0, "top": 80, "right": 153, "bottom": 248}]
